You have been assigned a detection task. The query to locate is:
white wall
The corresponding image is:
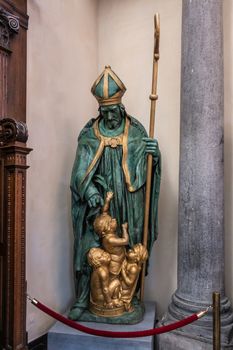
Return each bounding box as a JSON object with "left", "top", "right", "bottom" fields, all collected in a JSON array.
[
  {"left": 26, "top": 0, "right": 98, "bottom": 341},
  {"left": 26, "top": 0, "right": 233, "bottom": 342}
]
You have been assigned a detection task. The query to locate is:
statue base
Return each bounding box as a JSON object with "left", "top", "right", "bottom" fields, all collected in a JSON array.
[
  {"left": 74, "top": 298, "right": 144, "bottom": 324},
  {"left": 89, "top": 300, "right": 130, "bottom": 318},
  {"left": 48, "top": 301, "right": 157, "bottom": 350}
]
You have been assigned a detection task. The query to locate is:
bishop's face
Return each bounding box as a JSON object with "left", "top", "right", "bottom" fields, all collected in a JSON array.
[{"left": 100, "top": 104, "right": 123, "bottom": 130}]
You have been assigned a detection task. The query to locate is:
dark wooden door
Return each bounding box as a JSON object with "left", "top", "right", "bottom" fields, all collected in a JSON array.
[{"left": 0, "top": 1, "right": 29, "bottom": 349}]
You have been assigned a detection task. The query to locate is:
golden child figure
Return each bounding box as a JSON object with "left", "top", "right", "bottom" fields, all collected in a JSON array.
[{"left": 88, "top": 193, "right": 148, "bottom": 317}]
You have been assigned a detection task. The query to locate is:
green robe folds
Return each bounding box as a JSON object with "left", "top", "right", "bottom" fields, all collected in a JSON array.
[{"left": 70, "top": 115, "right": 161, "bottom": 315}]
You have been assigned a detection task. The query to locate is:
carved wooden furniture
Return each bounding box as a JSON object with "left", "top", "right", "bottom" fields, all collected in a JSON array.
[{"left": 0, "top": 1, "right": 29, "bottom": 349}]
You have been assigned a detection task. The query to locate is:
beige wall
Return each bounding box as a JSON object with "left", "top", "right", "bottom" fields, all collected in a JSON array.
[
  {"left": 26, "top": 0, "right": 98, "bottom": 341},
  {"left": 26, "top": 0, "right": 233, "bottom": 342}
]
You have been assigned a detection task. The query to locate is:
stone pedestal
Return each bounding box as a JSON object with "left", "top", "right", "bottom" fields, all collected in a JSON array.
[
  {"left": 158, "top": 0, "right": 233, "bottom": 348},
  {"left": 48, "top": 302, "right": 156, "bottom": 350}
]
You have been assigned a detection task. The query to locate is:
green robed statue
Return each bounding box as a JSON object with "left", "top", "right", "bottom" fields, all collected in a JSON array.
[{"left": 69, "top": 66, "right": 161, "bottom": 322}]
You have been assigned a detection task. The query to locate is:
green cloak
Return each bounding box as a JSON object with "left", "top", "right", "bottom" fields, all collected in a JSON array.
[{"left": 70, "top": 115, "right": 161, "bottom": 315}]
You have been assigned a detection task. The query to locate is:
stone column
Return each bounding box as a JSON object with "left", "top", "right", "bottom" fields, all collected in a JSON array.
[{"left": 158, "top": 0, "right": 233, "bottom": 349}]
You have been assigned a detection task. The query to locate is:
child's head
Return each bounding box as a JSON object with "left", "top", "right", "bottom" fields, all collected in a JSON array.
[
  {"left": 88, "top": 247, "right": 110, "bottom": 268},
  {"left": 127, "top": 244, "right": 148, "bottom": 263},
  {"left": 94, "top": 213, "right": 117, "bottom": 236}
]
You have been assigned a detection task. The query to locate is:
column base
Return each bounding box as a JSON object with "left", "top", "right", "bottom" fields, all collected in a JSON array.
[
  {"left": 156, "top": 292, "right": 233, "bottom": 349},
  {"left": 157, "top": 332, "right": 231, "bottom": 350}
]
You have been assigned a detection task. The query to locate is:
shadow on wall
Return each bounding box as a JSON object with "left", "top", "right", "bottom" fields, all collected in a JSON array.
[
  {"left": 146, "top": 147, "right": 178, "bottom": 318},
  {"left": 28, "top": 0, "right": 41, "bottom": 20}
]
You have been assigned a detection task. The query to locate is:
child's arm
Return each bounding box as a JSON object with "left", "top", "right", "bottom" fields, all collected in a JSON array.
[
  {"left": 121, "top": 262, "right": 137, "bottom": 287},
  {"left": 107, "top": 224, "right": 129, "bottom": 246},
  {"left": 122, "top": 222, "right": 128, "bottom": 239},
  {"left": 102, "top": 192, "right": 113, "bottom": 214},
  {"left": 107, "top": 222, "right": 129, "bottom": 246}
]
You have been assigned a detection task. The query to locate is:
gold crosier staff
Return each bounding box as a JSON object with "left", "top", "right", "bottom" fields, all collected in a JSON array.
[{"left": 140, "top": 13, "right": 160, "bottom": 301}]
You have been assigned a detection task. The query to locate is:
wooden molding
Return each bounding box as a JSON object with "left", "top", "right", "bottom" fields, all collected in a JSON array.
[
  {"left": 0, "top": 118, "right": 28, "bottom": 145},
  {"left": 0, "top": 126, "right": 31, "bottom": 349},
  {"left": 0, "top": 5, "right": 19, "bottom": 51},
  {"left": 0, "top": 0, "right": 28, "bottom": 123},
  {"left": 0, "top": 0, "right": 28, "bottom": 30},
  {"left": 0, "top": 2, "right": 29, "bottom": 340},
  {"left": 0, "top": 6, "right": 20, "bottom": 32},
  {"left": 0, "top": 1, "right": 29, "bottom": 348}
]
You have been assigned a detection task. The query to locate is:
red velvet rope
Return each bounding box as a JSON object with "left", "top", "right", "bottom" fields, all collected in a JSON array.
[{"left": 30, "top": 298, "right": 200, "bottom": 338}]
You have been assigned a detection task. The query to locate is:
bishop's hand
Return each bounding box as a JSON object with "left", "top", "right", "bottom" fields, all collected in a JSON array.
[
  {"left": 88, "top": 194, "right": 104, "bottom": 208},
  {"left": 142, "top": 137, "right": 160, "bottom": 159}
]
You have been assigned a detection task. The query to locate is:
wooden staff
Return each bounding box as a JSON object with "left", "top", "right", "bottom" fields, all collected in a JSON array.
[{"left": 140, "top": 13, "right": 160, "bottom": 301}]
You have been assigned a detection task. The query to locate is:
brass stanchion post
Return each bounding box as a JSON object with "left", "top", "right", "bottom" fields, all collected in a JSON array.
[{"left": 213, "top": 292, "right": 221, "bottom": 350}]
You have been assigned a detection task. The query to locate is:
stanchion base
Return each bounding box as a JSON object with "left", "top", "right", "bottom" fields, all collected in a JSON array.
[{"left": 47, "top": 302, "right": 157, "bottom": 350}]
